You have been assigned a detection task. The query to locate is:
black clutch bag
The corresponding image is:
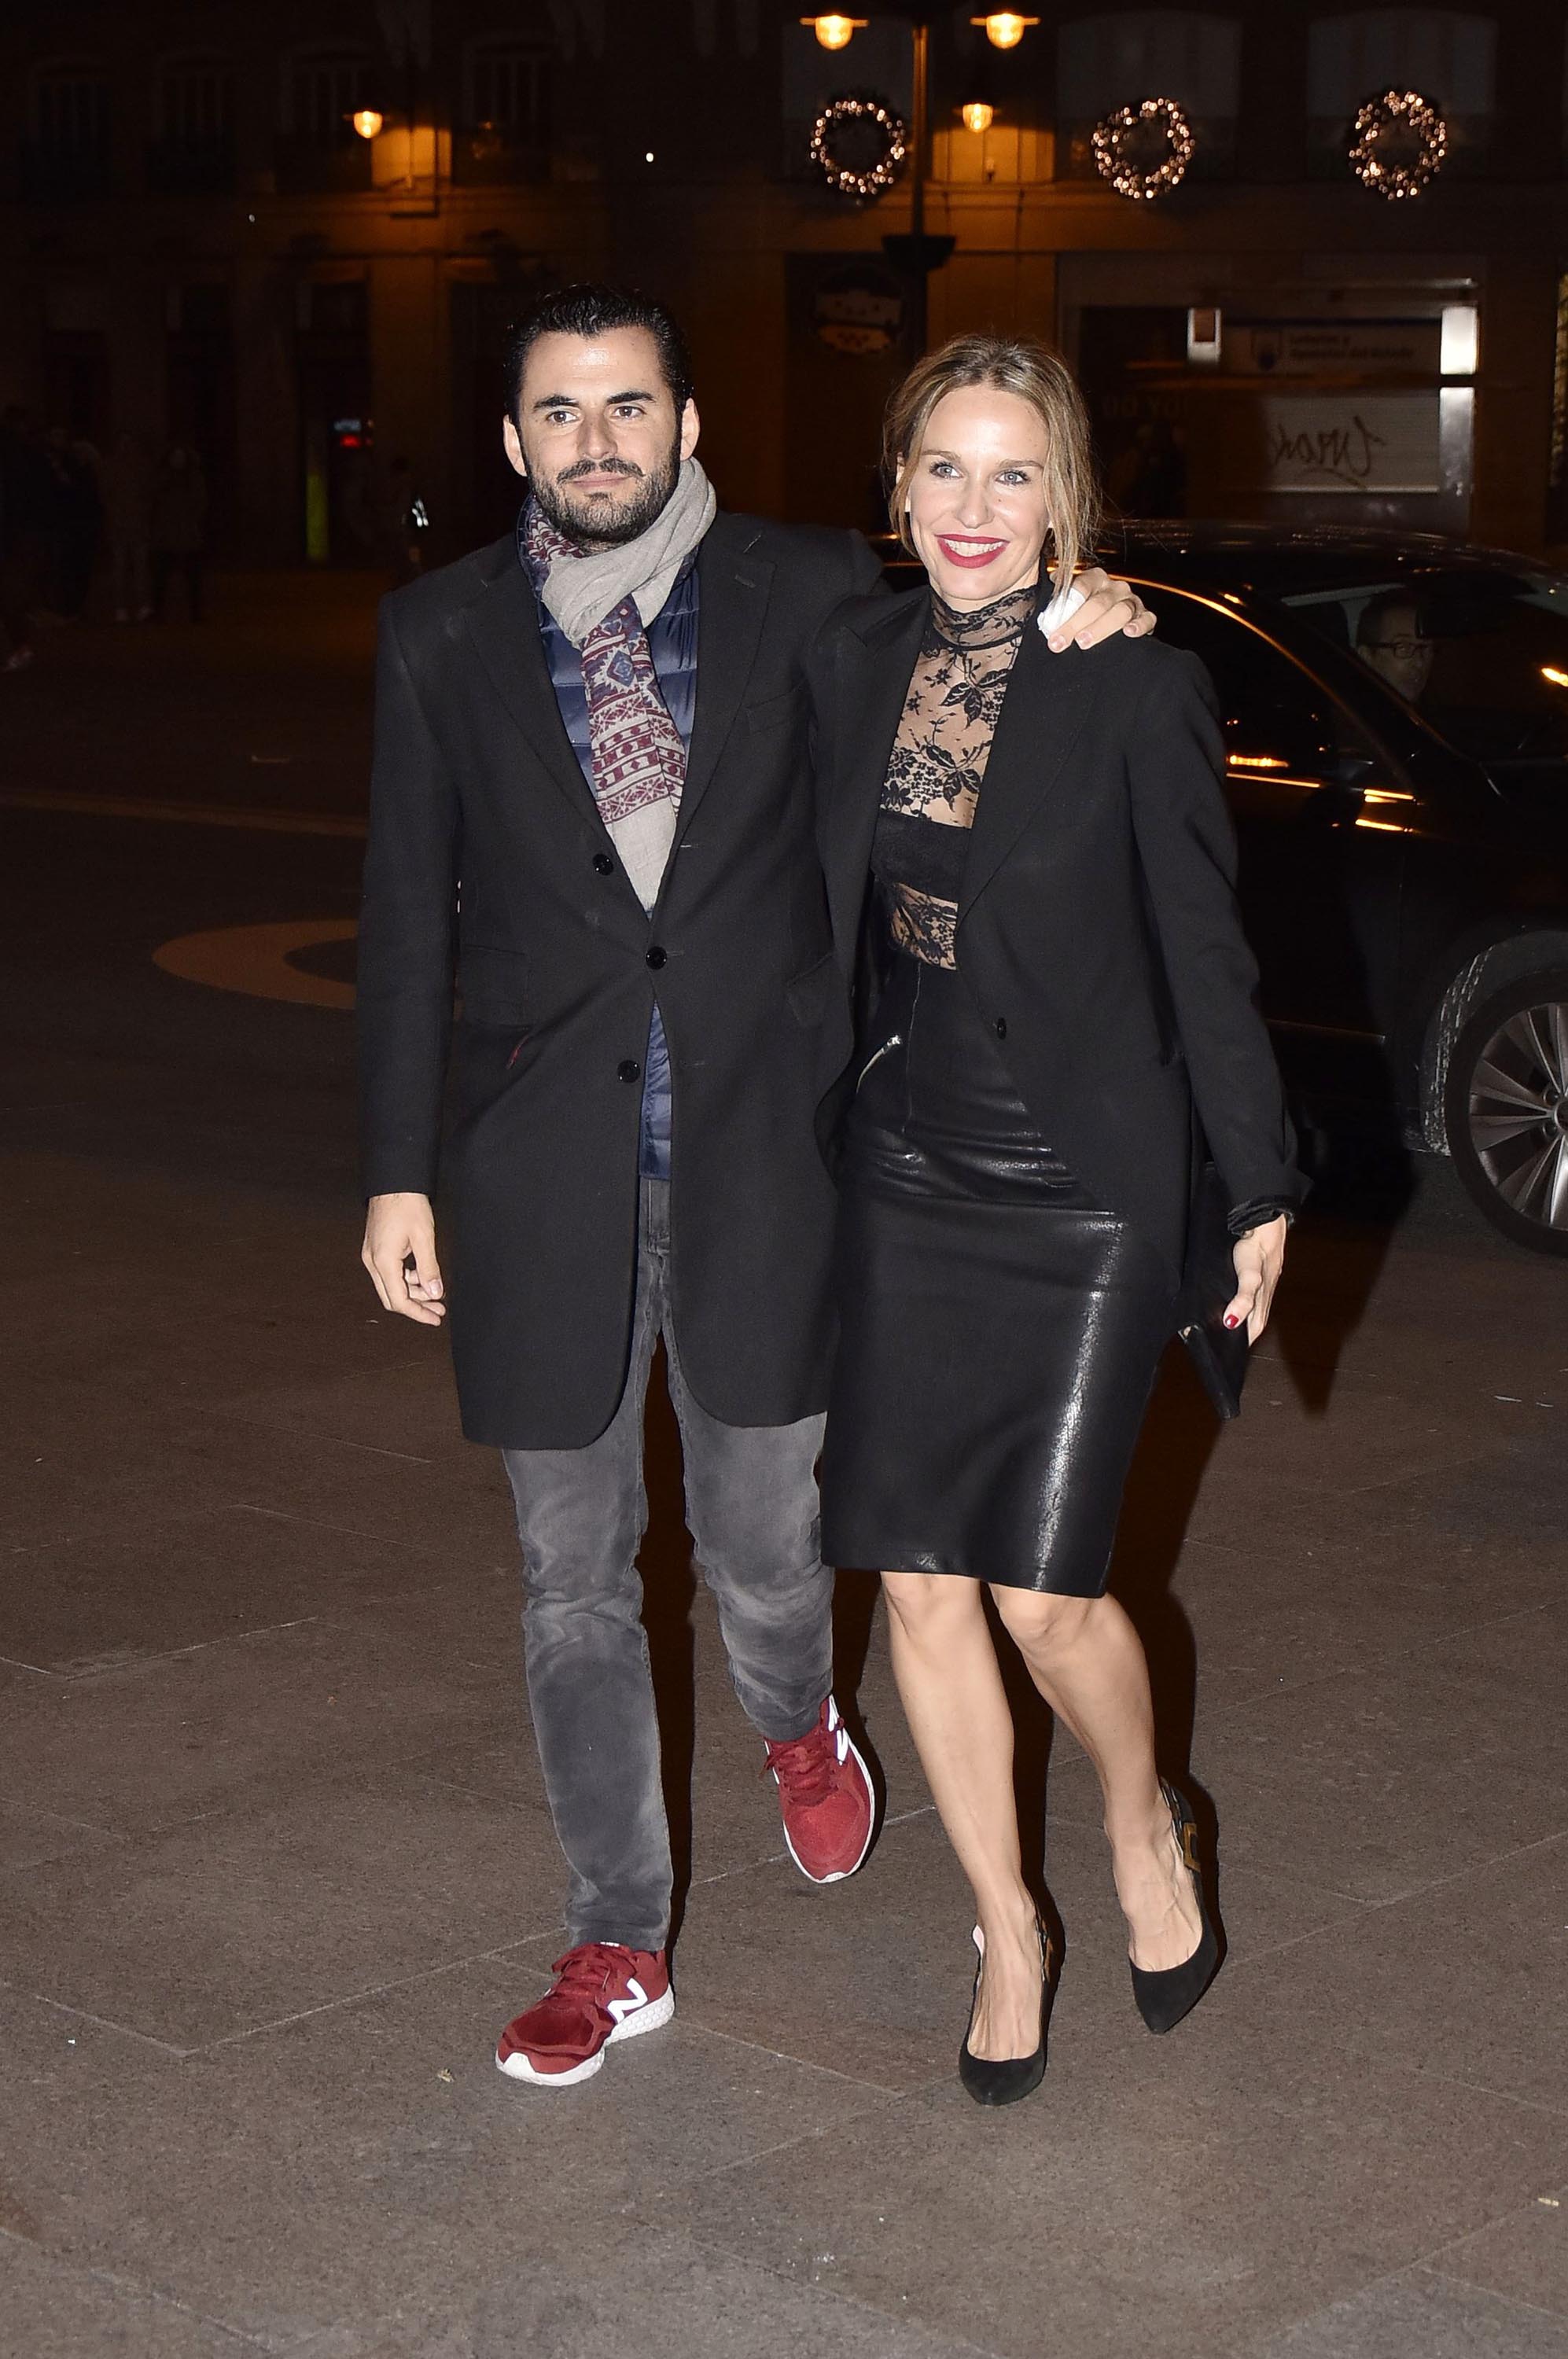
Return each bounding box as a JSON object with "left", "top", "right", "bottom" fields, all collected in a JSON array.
[{"left": 1175, "top": 1159, "right": 1250, "bottom": 1420}]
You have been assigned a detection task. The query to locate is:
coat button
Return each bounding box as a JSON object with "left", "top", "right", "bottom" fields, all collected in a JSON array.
[
  {"left": 646, "top": 945, "right": 667, "bottom": 970},
  {"left": 993, "top": 1016, "right": 1007, "bottom": 1040},
  {"left": 593, "top": 852, "right": 614, "bottom": 874},
  {"left": 617, "top": 1058, "right": 641, "bottom": 1084}
]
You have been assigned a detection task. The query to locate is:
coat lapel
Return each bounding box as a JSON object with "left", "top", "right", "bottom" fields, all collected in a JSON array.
[
  {"left": 823, "top": 589, "right": 929, "bottom": 973},
  {"left": 679, "top": 521, "right": 774, "bottom": 837},
  {"left": 958, "top": 613, "right": 1099, "bottom": 925},
  {"left": 461, "top": 558, "right": 609, "bottom": 839}
]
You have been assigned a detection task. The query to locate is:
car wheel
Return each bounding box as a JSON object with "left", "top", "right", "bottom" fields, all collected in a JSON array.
[{"left": 1445, "top": 966, "right": 1568, "bottom": 1255}]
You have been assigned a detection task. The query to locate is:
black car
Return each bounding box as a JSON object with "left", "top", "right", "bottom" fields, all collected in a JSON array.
[{"left": 880, "top": 527, "right": 1568, "bottom": 1257}]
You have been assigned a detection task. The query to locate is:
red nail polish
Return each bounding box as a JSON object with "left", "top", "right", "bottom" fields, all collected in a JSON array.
[{"left": 1223, "top": 1314, "right": 1240, "bottom": 1330}]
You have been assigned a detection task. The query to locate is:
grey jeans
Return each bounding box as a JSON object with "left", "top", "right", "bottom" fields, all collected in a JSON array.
[{"left": 502, "top": 1178, "right": 833, "bottom": 1950}]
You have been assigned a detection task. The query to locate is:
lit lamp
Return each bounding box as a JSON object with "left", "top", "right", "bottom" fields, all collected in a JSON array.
[
  {"left": 351, "top": 109, "right": 384, "bottom": 140},
  {"left": 960, "top": 101, "right": 996, "bottom": 132},
  {"left": 802, "top": 13, "right": 867, "bottom": 47},
  {"left": 972, "top": 13, "right": 1039, "bottom": 47}
]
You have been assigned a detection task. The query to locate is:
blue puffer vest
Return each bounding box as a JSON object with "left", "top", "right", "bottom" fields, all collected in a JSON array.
[{"left": 532, "top": 555, "right": 700, "bottom": 1181}]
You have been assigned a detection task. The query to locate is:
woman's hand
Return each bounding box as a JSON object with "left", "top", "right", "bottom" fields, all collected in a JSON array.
[{"left": 1224, "top": 1215, "right": 1288, "bottom": 1344}]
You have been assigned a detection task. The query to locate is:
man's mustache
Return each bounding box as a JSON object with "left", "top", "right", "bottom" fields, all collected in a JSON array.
[{"left": 558, "top": 458, "right": 643, "bottom": 484}]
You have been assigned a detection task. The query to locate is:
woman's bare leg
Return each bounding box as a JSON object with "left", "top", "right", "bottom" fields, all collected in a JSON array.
[
  {"left": 882, "top": 1569, "right": 1043, "bottom": 2059},
  {"left": 988, "top": 1588, "right": 1201, "bottom": 1973}
]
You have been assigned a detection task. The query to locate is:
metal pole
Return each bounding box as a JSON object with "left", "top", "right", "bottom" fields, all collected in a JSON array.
[{"left": 909, "top": 21, "right": 928, "bottom": 351}]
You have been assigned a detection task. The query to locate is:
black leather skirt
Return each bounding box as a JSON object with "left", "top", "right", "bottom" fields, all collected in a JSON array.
[{"left": 821, "top": 953, "right": 1176, "bottom": 1594}]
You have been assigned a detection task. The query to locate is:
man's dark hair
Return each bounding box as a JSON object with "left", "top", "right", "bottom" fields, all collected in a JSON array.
[{"left": 502, "top": 285, "right": 694, "bottom": 422}]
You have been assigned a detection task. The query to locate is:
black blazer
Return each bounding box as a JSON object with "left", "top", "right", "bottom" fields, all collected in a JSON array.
[
  {"left": 808, "top": 583, "right": 1301, "bottom": 1279},
  {"left": 358, "top": 513, "right": 882, "bottom": 1448}
]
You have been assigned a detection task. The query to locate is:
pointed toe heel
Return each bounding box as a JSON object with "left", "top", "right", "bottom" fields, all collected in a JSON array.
[
  {"left": 1130, "top": 1778, "right": 1223, "bottom": 2037},
  {"left": 959, "top": 1923, "right": 1051, "bottom": 2107}
]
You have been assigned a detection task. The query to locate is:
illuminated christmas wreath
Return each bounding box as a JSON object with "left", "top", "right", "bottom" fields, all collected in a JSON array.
[
  {"left": 1092, "top": 97, "right": 1195, "bottom": 201},
  {"left": 1348, "top": 88, "right": 1447, "bottom": 199},
  {"left": 809, "top": 94, "right": 908, "bottom": 201}
]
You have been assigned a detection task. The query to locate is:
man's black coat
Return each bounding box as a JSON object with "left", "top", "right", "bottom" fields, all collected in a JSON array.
[
  {"left": 808, "top": 583, "right": 1301, "bottom": 1279},
  {"left": 358, "top": 513, "right": 882, "bottom": 1449}
]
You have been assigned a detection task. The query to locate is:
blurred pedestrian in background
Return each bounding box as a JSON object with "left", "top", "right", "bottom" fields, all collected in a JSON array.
[
  {"left": 149, "top": 444, "right": 208, "bottom": 622},
  {"left": 44, "top": 425, "right": 103, "bottom": 620},
  {"left": 1, "top": 406, "right": 52, "bottom": 660},
  {"left": 104, "top": 430, "right": 155, "bottom": 621}
]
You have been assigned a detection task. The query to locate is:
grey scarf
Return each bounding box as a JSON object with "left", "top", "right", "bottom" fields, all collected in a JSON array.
[{"left": 532, "top": 458, "right": 716, "bottom": 649}]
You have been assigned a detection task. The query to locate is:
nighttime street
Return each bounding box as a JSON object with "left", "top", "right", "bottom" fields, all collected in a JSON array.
[
  {"left": 4, "top": 583, "right": 1566, "bottom": 2353},
  {"left": 6, "top": 1, "right": 1568, "bottom": 2355}
]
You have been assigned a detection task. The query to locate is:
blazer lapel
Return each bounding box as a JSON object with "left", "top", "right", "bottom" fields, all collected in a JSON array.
[
  {"left": 461, "top": 559, "right": 609, "bottom": 839},
  {"left": 679, "top": 521, "right": 774, "bottom": 837},
  {"left": 959, "top": 615, "right": 1099, "bottom": 925},
  {"left": 823, "top": 590, "right": 929, "bottom": 972}
]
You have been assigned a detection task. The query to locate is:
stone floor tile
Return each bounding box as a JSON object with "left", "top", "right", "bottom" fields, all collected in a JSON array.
[
  {"left": 1423, "top": 2188, "right": 1568, "bottom": 2321},
  {"left": 0, "top": 2236, "right": 262, "bottom": 2357},
  {"left": 1209, "top": 1836, "right": 1568, "bottom": 2118},
  {"left": 0, "top": 1507, "right": 474, "bottom": 1678},
  {"left": 1257, "top": 2270, "right": 1568, "bottom": 2357},
  {"left": 647, "top": 2047, "right": 1568, "bottom": 2359},
  {"left": 1185, "top": 1653, "right": 1568, "bottom": 1904},
  {"left": 11, "top": 1375, "right": 516, "bottom": 1563},
  {"left": 0, "top": 1595, "right": 519, "bottom": 1835},
  {"left": 208, "top": 1360, "right": 472, "bottom": 1471},
  {"left": 0, "top": 1799, "right": 120, "bottom": 1876},
  {"left": 0, "top": 1768, "right": 563, "bottom": 2049},
  {"left": 1166, "top": 1535, "right": 1568, "bottom": 1695},
  {"left": 277, "top": 2225, "right": 997, "bottom": 2359},
  {"left": 1176, "top": 1382, "right": 1498, "bottom": 1543},
  {"left": 0, "top": 1961, "right": 899, "bottom": 2350},
  {"left": 668, "top": 1810, "right": 981, "bottom": 2094},
  {"left": 1420, "top": 1602, "right": 1568, "bottom": 1709}
]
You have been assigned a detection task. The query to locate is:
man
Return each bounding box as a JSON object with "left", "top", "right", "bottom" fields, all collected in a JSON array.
[
  {"left": 359, "top": 285, "right": 1150, "bottom": 2090},
  {"left": 1355, "top": 588, "right": 1433, "bottom": 705}
]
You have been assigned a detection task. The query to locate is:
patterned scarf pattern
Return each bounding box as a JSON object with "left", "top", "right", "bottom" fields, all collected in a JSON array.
[{"left": 520, "top": 499, "right": 687, "bottom": 909}]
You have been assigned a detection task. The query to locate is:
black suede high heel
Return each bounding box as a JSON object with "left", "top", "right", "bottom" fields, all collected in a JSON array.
[
  {"left": 959, "top": 1921, "right": 1051, "bottom": 2107},
  {"left": 1129, "top": 1777, "right": 1222, "bottom": 2035}
]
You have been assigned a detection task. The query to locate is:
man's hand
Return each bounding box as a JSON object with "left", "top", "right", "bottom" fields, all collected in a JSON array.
[
  {"left": 363, "top": 1191, "right": 447, "bottom": 1327},
  {"left": 1224, "top": 1214, "right": 1288, "bottom": 1345},
  {"left": 1047, "top": 565, "right": 1156, "bottom": 653}
]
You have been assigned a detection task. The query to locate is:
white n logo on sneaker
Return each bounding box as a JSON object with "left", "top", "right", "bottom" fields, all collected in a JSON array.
[{"left": 607, "top": 1979, "right": 649, "bottom": 2025}]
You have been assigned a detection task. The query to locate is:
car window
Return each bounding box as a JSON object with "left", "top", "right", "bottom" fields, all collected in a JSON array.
[
  {"left": 1281, "top": 566, "right": 1568, "bottom": 776},
  {"left": 1133, "top": 587, "right": 1375, "bottom": 776}
]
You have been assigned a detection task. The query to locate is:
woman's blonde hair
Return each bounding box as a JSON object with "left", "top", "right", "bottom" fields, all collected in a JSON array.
[{"left": 883, "top": 333, "right": 1101, "bottom": 596}]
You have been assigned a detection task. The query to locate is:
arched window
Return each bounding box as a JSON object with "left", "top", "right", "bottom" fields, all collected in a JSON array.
[
  {"left": 1307, "top": 10, "right": 1496, "bottom": 171},
  {"left": 1058, "top": 12, "right": 1241, "bottom": 176},
  {"left": 152, "top": 54, "right": 234, "bottom": 191},
  {"left": 157, "top": 55, "right": 234, "bottom": 149},
  {"left": 455, "top": 34, "right": 551, "bottom": 182},
  {"left": 282, "top": 49, "right": 375, "bottom": 152},
  {"left": 25, "top": 58, "right": 110, "bottom": 197}
]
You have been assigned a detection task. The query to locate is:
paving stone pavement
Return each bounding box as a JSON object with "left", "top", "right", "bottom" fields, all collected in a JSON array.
[{"left": 3, "top": 589, "right": 1567, "bottom": 2357}]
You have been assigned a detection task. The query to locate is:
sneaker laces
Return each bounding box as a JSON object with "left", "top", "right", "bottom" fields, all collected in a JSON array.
[
  {"left": 764, "top": 1717, "right": 839, "bottom": 1811},
  {"left": 548, "top": 1942, "right": 635, "bottom": 2003}
]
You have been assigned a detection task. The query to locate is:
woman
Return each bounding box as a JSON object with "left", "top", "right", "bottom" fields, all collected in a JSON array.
[{"left": 809, "top": 337, "right": 1299, "bottom": 2105}]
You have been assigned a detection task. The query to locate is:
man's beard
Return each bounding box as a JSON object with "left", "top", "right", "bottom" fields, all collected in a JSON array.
[{"left": 529, "top": 438, "right": 683, "bottom": 549}]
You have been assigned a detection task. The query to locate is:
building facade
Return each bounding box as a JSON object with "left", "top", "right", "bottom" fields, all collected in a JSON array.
[{"left": 2, "top": 0, "right": 1564, "bottom": 563}]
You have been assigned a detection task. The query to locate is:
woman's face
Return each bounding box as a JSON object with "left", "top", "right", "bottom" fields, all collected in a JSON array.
[{"left": 903, "top": 385, "right": 1052, "bottom": 609}]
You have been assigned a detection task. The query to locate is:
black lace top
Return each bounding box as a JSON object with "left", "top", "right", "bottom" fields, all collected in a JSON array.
[{"left": 870, "top": 582, "right": 1035, "bottom": 970}]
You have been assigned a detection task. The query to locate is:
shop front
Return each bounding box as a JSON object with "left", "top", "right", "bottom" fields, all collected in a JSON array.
[{"left": 1066, "top": 259, "right": 1478, "bottom": 536}]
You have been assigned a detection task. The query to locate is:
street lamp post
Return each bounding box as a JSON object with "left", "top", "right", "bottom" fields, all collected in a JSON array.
[{"left": 804, "top": 12, "right": 1037, "bottom": 355}]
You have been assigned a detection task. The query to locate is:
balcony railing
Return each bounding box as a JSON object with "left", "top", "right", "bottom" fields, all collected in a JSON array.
[{"left": 450, "top": 125, "right": 550, "bottom": 185}]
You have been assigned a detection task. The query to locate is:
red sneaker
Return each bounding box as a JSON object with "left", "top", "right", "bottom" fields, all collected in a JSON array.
[
  {"left": 495, "top": 1942, "right": 673, "bottom": 2089},
  {"left": 764, "top": 1695, "right": 875, "bottom": 1884}
]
